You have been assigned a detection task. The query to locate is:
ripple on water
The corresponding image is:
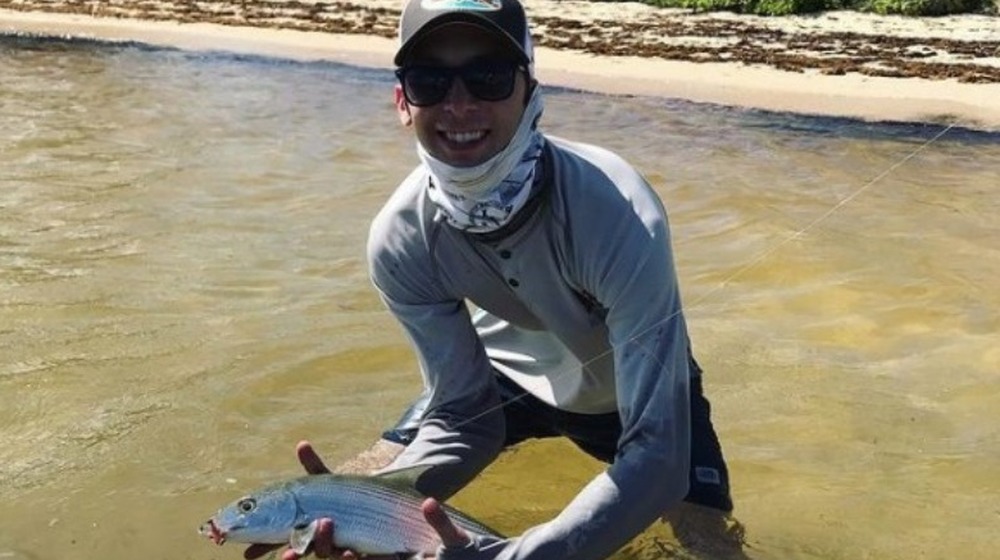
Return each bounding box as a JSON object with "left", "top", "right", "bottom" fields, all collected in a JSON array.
[{"left": 0, "top": 550, "right": 41, "bottom": 560}]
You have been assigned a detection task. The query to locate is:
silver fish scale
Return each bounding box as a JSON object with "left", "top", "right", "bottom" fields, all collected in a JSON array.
[{"left": 284, "top": 475, "right": 500, "bottom": 555}]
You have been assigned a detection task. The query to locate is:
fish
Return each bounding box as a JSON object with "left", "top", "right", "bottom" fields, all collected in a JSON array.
[{"left": 199, "top": 467, "right": 503, "bottom": 556}]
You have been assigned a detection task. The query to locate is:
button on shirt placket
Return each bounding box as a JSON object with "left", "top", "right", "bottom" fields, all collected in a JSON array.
[{"left": 497, "top": 248, "right": 520, "bottom": 289}]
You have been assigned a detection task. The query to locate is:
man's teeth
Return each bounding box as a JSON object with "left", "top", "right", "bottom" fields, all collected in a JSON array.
[{"left": 444, "top": 130, "right": 485, "bottom": 144}]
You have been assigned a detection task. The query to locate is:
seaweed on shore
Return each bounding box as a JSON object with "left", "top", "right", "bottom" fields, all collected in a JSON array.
[
  {"left": 604, "top": 0, "right": 997, "bottom": 16},
  {"left": 1, "top": 0, "right": 997, "bottom": 83}
]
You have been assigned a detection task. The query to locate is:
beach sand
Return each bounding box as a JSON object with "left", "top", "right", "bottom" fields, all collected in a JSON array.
[{"left": 2, "top": 1, "right": 999, "bottom": 129}]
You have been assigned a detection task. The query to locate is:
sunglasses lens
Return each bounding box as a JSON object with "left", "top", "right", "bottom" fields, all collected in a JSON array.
[
  {"left": 462, "top": 61, "right": 517, "bottom": 101},
  {"left": 402, "top": 67, "right": 451, "bottom": 106},
  {"left": 399, "top": 61, "right": 520, "bottom": 106}
]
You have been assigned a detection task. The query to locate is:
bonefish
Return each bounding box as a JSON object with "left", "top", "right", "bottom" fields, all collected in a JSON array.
[{"left": 199, "top": 468, "right": 502, "bottom": 556}]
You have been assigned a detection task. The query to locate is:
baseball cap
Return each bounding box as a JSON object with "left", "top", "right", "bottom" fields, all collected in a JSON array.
[{"left": 395, "top": 0, "right": 533, "bottom": 68}]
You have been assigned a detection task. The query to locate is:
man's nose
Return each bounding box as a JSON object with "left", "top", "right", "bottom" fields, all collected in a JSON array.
[{"left": 441, "top": 77, "right": 477, "bottom": 114}]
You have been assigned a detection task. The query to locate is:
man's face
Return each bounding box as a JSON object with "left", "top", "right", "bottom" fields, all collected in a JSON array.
[{"left": 395, "top": 25, "right": 529, "bottom": 168}]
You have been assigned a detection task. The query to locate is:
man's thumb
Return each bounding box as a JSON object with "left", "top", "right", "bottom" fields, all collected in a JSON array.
[
  {"left": 421, "top": 498, "right": 470, "bottom": 548},
  {"left": 295, "top": 440, "right": 331, "bottom": 475}
]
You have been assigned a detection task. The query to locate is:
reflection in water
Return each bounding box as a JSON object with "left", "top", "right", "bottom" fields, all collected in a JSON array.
[{"left": 1, "top": 35, "right": 998, "bottom": 560}]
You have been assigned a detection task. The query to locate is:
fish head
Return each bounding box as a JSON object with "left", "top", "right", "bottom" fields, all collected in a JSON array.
[{"left": 200, "top": 486, "right": 301, "bottom": 546}]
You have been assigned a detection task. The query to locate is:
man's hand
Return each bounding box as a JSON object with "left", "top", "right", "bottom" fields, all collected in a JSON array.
[
  {"left": 422, "top": 497, "right": 471, "bottom": 549},
  {"left": 243, "top": 518, "right": 337, "bottom": 560}
]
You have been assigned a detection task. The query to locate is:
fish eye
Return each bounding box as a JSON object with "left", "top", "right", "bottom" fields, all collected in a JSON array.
[{"left": 237, "top": 497, "right": 257, "bottom": 514}]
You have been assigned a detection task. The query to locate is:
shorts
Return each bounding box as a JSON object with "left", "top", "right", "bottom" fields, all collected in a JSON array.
[{"left": 382, "top": 355, "right": 733, "bottom": 513}]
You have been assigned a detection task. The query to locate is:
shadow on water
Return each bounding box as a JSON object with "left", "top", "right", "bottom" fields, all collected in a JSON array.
[
  {"left": 1, "top": 31, "right": 394, "bottom": 84},
  {"left": 732, "top": 107, "right": 1000, "bottom": 143},
  {"left": 1, "top": 31, "right": 157, "bottom": 51},
  {"left": 539, "top": 86, "right": 998, "bottom": 148}
]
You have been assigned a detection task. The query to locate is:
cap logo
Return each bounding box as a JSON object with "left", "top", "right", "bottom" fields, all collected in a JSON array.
[{"left": 420, "top": 0, "right": 502, "bottom": 11}]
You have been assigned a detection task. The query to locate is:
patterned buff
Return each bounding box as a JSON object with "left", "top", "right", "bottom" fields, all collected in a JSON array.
[{"left": 421, "top": 86, "right": 545, "bottom": 233}]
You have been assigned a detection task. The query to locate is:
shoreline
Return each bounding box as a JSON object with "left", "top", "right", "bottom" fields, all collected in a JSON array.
[{"left": 3, "top": 6, "right": 1000, "bottom": 130}]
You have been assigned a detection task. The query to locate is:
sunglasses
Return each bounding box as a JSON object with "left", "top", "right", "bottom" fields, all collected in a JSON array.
[{"left": 395, "top": 59, "right": 524, "bottom": 107}]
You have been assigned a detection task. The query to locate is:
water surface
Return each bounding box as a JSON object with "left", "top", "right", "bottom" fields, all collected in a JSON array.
[{"left": 1, "top": 35, "right": 998, "bottom": 560}]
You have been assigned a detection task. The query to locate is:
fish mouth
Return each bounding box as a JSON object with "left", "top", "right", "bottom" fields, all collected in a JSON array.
[{"left": 199, "top": 518, "right": 226, "bottom": 545}]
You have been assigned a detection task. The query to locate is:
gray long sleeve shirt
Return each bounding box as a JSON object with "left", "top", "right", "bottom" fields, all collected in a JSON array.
[{"left": 366, "top": 136, "right": 692, "bottom": 560}]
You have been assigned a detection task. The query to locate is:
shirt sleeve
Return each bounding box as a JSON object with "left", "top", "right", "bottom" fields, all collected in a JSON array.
[{"left": 367, "top": 219, "right": 506, "bottom": 500}]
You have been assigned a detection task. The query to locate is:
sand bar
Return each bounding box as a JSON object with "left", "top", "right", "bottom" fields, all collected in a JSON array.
[{"left": 2, "top": 2, "right": 1000, "bottom": 130}]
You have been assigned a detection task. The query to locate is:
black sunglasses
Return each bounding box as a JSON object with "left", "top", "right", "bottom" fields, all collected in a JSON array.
[{"left": 395, "top": 59, "right": 524, "bottom": 107}]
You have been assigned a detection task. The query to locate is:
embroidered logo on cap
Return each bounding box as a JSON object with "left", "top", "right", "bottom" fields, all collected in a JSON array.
[
  {"left": 421, "top": 0, "right": 502, "bottom": 11},
  {"left": 695, "top": 466, "right": 722, "bottom": 485}
]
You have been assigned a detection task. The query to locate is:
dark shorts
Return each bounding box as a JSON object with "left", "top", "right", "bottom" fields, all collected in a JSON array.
[{"left": 383, "top": 356, "right": 733, "bottom": 513}]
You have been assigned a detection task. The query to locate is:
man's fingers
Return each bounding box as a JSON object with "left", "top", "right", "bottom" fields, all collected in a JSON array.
[
  {"left": 313, "top": 518, "right": 335, "bottom": 558},
  {"left": 296, "top": 440, "right": 331, "bottom": 475},
  {"left": 421, "top": 498, "right": 470, "bottom": 548},
  {"left": 249, "top": 517, "right": 335, "bottom": 560}
]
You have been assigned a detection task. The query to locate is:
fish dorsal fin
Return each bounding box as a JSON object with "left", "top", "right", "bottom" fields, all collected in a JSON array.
[{"left": 373, "top": 464, "right": 433, "bottom": 493}]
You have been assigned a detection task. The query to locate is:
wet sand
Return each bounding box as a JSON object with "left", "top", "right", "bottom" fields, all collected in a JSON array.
[{"left": 2, "top": 1, "right": 999, "bottom": 128}]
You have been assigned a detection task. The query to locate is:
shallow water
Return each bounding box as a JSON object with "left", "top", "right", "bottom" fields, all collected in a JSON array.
[{"left": 1, "top": 35, "right": 998, "bottom": 560}]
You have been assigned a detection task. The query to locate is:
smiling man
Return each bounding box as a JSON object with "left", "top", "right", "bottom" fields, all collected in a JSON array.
[{"left": 253, "top": 1, "right": 741, "bottom": 559}]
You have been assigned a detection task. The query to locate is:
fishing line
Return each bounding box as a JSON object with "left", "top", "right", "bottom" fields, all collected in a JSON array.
[
  {"left": 444, "top": 121, "right": 956, "bottom": 433},
  {"left": 685, "top": 121, "right": 956, "bottom": 312}
]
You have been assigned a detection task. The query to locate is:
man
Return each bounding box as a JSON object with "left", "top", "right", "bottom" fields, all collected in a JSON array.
[{"left": 250, "top": 0, "right": 738, "bottom": 558}]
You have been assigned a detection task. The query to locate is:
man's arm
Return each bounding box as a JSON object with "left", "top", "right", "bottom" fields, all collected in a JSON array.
[
  {"left": 365, "top": 184, "right": 509, "bottom": 497},
  {"left": 372, "top": 296, "right": 506, "bottom": 499}
]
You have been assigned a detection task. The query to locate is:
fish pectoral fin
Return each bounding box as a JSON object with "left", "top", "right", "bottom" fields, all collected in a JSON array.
[{"left": 289, "top": 520, "right": 319, "bottom": 555}]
